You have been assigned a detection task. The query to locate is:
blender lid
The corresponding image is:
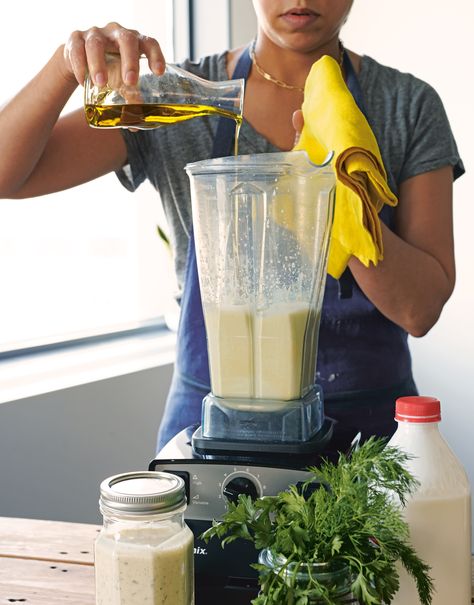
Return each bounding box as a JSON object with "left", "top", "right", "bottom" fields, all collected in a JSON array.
[{"left": 185, "top": 149, "right": 335, "bottom": 177}]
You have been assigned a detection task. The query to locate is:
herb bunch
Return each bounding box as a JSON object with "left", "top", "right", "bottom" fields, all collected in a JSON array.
[{"left": 202, "top": 437, "right": 433, "bottom": 605}]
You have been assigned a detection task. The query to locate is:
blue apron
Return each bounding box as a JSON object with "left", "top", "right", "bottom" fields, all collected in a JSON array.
[{"left": 157, "top": 48, "right": 417, "bottom": 451}]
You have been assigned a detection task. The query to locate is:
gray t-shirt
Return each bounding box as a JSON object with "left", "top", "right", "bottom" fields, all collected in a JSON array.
[{"left": 117, "top": 52, "right": 464, "bottom": 295}]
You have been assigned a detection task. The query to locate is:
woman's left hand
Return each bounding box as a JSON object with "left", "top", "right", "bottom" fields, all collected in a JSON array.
[{"left": 348, "top": 166, "right": 455, "bottom": 337}]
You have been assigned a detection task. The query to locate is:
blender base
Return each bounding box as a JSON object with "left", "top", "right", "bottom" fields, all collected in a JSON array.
[
  {"left": 192, "top": 418, "right": 334, "bottom": 457},
  {"left": 200, "top": 385, "right": 325, "bottom": 444},
  {"left": 151, "top": 419, "right": 360, "bottom": 605}
]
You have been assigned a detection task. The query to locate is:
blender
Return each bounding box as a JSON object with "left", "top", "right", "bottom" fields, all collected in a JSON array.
[{"left": 149, "top": 150, "right": 358, "bottom": 603}]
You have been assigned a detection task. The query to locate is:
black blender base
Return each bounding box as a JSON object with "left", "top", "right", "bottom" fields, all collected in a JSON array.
[
  {"left": 151, "top": 421, "right": 360, "bottom": 605},
  {"left": 195, "top": 580, "right": 259, "bottom": 605},
  {"left": 192, "top": 418, "right": 334, "bottom": 457}
]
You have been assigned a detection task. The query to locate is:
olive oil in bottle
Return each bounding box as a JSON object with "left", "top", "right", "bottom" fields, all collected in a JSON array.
[{"left": 85, "top": 102, "right": 242, "bottom": 154}]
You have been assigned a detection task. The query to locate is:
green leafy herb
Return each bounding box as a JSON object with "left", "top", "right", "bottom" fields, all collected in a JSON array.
[{"left": 202, "top": 437, "right": 433, "bottom": 605}]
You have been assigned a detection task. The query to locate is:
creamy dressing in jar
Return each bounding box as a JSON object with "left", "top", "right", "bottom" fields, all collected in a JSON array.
[{"left": 95, "top": 471, "right": 194, "bottom": 605}]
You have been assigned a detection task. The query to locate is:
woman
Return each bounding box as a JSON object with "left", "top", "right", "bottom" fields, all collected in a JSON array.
[{"left": 0, "top": 1, "right": 463, "bottom": 450}]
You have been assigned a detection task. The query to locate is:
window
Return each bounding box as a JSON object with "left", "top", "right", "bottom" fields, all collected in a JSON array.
[{"left": 0, "top": 0, "right": 178, "bottom": 353}]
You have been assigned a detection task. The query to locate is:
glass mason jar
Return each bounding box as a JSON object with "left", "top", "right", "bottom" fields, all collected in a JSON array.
[
  {"left": 95, "top": 471, "right": 194, "bottom": 605},
  {"left": 259, "top": 549, "right": 357, "bottom": 604}
]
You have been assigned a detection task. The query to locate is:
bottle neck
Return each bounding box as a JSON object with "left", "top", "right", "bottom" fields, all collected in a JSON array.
[
  {"left": 390, "top": 419, "right": 444, "bottom": 450},
  {"left": 390, "top": 418, "right": 451, "bottom": 461},
  {"left": 395, "top": 420, "right": 440, "bottom": 432}
]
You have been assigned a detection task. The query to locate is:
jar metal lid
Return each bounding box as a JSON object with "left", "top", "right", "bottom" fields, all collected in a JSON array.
[{"left": 100, "top": 471, "right": 186, "bottom": 514}]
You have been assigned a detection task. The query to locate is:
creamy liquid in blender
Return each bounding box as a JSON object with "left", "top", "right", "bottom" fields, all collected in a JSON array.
[
  {"left": 94, "top": 525, "right": 194, "bottom": 605},
  {"left": 204, "top": 302, "right": 318, "bottom": 400}
]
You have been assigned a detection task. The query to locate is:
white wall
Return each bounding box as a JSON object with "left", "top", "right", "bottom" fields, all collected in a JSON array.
[
  {"left": 342, "top": 0, "right": 474, "bottom": 540},
  {"left": 230, "top": 0, "right": 257, "bottom": 47},
  {"left": 190, "top": 0, "right": 257, "bottom": 58}
]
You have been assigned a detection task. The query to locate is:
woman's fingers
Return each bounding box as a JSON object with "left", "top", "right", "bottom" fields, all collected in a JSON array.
[
  {"left": 109, "top": 24, "right": 141, "bottom": 85},
  {"left": 63, "top": 23, "right": 164, "bottom": 87},
  {"left": 84, "top": 26, "right": 109, "bottom": 86},
  {"left": 140, "top": 34, "right": 165, "bottom": 75},
  {"left": 292, "top": 109, "right": 304, "bottom": 146},
  {"left": 64, "top": 30, "right": 89, "bottom": 86}
]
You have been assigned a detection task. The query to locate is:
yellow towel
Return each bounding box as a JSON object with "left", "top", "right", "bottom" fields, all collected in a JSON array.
[{"left": 293, "top": 55, "right": 398, "bottom": 279}]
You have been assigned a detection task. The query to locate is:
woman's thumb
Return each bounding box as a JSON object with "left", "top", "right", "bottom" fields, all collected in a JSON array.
[{"left": 292, "top": 109, "right": 304, "bottom": 146}]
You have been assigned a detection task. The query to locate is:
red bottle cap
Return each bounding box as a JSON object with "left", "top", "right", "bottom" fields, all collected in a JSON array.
[{"left": 395, "top": 396, "right": 441, "bottom": 423}]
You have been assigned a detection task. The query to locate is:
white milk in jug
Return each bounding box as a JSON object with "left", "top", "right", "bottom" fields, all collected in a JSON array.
[{"left": 388, "top": 396, "right": 471, "bottom": 605}]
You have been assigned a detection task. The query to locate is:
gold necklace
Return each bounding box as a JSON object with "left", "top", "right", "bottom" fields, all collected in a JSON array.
[{"left": 249, "top": 40, "right": 345, "bottom": 93}]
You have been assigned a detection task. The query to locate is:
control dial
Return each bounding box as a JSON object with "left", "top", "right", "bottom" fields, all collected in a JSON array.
[{"left": 222, "top": 475, "right": 259, "bottom": 504}]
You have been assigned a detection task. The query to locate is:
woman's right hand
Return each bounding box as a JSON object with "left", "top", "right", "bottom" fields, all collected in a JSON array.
[
  {"left": 62, "top": 22, "right": 165, "bottom": 88},
  {"left": 0, "top": 22, "right": 163, "bottom": 198}
]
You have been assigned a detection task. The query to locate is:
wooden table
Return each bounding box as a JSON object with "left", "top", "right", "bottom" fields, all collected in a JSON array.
[
  {"left": 0, "top": 517, "right": 98, "bottom": 604},
  {"left": 0, "top": 517, "right": 473, "bottom": 603}
]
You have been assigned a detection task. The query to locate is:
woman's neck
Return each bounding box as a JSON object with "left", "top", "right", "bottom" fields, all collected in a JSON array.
[{"left": 252, "top": 36, "right": 342, "bottom": 90}]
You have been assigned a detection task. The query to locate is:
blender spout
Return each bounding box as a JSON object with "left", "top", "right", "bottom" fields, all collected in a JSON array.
[
  {"left": 294, "top": 149, "right": 335, "bottom": 170},
  {"left": 310, "top": 149, "right": 335, "bottom": 168}
]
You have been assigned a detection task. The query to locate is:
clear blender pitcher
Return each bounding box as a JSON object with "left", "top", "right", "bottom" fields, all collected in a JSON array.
[
  {"left": 84, "top": 53, "right": 244, "bottom": 132},
  {"left": 186, "top": 150, "right": 336, "bottom": 449}
]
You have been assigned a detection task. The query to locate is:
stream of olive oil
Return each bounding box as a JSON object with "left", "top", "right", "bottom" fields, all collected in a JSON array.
[{"left": 85, "top": 103, "right": 242, "bottom": 155}]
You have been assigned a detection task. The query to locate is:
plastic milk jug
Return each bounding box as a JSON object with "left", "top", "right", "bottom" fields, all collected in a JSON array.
[{"left": 388, "top": 396, "right": 471, "bottom": 604}]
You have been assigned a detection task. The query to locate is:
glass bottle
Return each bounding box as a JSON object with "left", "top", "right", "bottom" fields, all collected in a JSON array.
[
  {"left": 95, "top": 471, "right": 194, "bottom": 605},
  {"left": 388, "top": 396, "right": 471, "bottom": 604},
  {"left": 84, "top": 53, "right": 244, "bottom": 131}
]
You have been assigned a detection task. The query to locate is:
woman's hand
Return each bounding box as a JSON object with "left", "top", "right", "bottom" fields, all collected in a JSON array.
[
  {"left": 291, "top": 108, "right": 454, "bottom": 337},
  {"left": 0, "top": 23, "right": 161, "bottom": 198},
  {"left": 62, "top": 22, "right": 165, "bottom": 88},
  {"left": 348, "top": 166, "right": 455, "bottom": 337}
]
